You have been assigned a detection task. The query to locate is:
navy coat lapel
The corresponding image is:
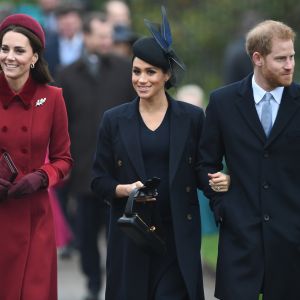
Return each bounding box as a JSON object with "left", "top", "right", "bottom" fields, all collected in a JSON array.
[
  {"left": 169, "top": 98, "right": 190, "bottom": 184},
  {"left": 235, "top": 75, "right": 266, "bottom": 143},
  {"left": 266, "top": 83, "right": 300, "bottom": 147},
  {"left": 118, "top": 98, "right": 147, "bottom": 182}
]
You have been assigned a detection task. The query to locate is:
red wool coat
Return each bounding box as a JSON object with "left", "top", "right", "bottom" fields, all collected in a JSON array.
[{"left": 0, "top": 73, "right": 72, "bottom": 300}]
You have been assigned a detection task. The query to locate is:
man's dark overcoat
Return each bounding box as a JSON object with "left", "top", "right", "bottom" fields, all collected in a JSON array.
[
  {"left": 57, "top": 54, "right": 136, "bottom": 194},
  {"left": 92, "top": 96, "right": 205, "bottom": 300},
  {"left": 199, "top": 74, "right": 300, "bottom": 300}
]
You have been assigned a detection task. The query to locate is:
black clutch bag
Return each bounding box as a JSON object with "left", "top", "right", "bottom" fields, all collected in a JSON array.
[
  {"left": 0, "top": 152, "right": 18, "bottom": 182},
  {"left": 117, "top": 177, "right": 166, "bottom": 255}
]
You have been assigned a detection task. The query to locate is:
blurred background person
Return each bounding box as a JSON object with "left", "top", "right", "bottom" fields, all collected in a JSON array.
[
  {"left": 104, "top": 0, "right": 131, "bottom": 27},
  {"left": 176, "top": 84, "right": 218, "bottom": 236},
  {"left": 223, "top": 10, "right": 262, "bottom": 84},
  {"left": 38, "top": 0, "right": 61, "bottom": 34},
  {"left": 56, "top": 11, "right": 136, "bottom": 300},
  {"left": 44, "top": 3, "right": 84, "bottom": 78},
  {"left": 112, "top": 24, "right": 138, "bottom": 58}
]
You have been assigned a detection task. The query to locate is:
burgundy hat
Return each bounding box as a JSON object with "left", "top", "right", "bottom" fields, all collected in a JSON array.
[{"left": 0, "top": 14, "right": 45, "bottom": 48}]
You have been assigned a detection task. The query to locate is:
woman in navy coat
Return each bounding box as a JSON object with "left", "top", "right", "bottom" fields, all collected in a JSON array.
[{"left": 91, "top": 7, "right": 229, "bottom": 300}]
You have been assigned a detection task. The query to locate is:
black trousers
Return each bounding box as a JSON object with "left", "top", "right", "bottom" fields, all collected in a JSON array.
[{"left": 77, "top": 193, "right": 107, "bottom": 294}]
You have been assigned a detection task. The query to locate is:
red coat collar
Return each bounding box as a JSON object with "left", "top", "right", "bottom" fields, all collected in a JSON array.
[{"left": 0, "top": 73, "right": 39, "bottom": 109}]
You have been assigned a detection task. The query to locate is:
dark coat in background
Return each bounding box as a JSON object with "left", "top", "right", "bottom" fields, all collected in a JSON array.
[
  {"left": 199, "top": 74, "right": 300, "bottom": 300},
  {"left": 91, "top": 97, "right": 205, "bottom": 300},
  {"left": 57, "top": 54, "right": 136, "bottom": 195}
]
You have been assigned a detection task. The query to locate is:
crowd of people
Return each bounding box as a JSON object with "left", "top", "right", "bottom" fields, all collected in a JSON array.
[{"left": 0, "top": 1, "right": 299, "bottom": 300}]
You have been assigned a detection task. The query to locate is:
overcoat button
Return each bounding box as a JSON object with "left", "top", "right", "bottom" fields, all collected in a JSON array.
[
  {"left": 186, "top": 214, "right": 192, "bottom": 221},
  {"left": 263, "top": 152, "right": 269, "bottom": 158},
  {"left": 21, "top": 148, "right": 28, "bottom": 154},
  {"left": 2, "top": 126, "right": 8, "bottom": 132},
  {"left": 263, "top": 183, "right": 269, "bottom": 189},
  {"left": 186, "top": 186, "right": 191, "bottom": 192},
  {"left": 3, "top": 104, "right": 8, "bottom": 110},
  {"left": 117, "top": 160, "right": 122, "bottom": 167},
  {"left": 21, "top": 126, "right": 28, "bottom": 132},
  {"left": 264, "top": 214, "right": 270, "bottom": 221},
  {"left": 188, "top": 156, "right": 192, "bottom": 164}
]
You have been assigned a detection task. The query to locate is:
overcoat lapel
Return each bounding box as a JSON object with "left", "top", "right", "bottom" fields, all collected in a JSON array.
[
  {"left": 235, "top": 75, "right": 266, "bottom": 143},
  {"left": 118, "top": 99, "right": 147, "bottom": 182},
  {"left": 266, "top": 84, "right": 300, "bottom": 147},
  {"left": 169, "top": 99, "right": 190, "bottom": 184}
]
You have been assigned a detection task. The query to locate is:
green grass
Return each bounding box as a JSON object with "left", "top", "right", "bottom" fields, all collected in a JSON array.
[{"left": 201, "top": 233, "right": 219, "bottom": 269}]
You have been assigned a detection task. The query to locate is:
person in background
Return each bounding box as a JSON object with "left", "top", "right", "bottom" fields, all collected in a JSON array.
[
  {"left": 38, "top": 0, "right": 61, "bottom": 33},
  {"left": 44, "top": 3, "right": 84, "bottom": 78},
  {"left": 199, "top": 20, "right": 300, "bottom": 300},
  {"left": 176, "top": 84, "right": 218, "bottom": 235},
  {"left": 0, "top": 13, "right": 72, "bottom": 300},
  {"left": 223, "top": 10, "right": 262, "bottom": 84},
  {"left": 91, "top": 7, "right": 230, "bottom": 300},
  {"left": 104, "top": 0, "right": 131, "bottom": 27},
  {"left": 112, "top": 24, "right": 138, "bottom": 58},
  {"left": 56, "top": 11, "right": 136, "bottom": 300}
]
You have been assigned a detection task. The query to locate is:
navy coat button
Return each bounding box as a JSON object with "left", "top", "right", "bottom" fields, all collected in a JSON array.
[
  {"left": 186, "top": 186, "right": 191, "bottom": 192},
  {"left": 186, "top": 214, "right": 192, "bottom": 221},
  {"left": 264, "top": 214, "right": 270, "bottom": 221},
  {"left": 117, "top": 160, "right": 122, "bottom": 167},
  {"left": 263, "top": 152, "right": 269, "bottom": 158},
  {"left": 263, "top": 183, "right": 269, "bottom": 189}
]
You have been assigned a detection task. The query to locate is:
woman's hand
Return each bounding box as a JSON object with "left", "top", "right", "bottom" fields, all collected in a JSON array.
[
  {"left": 115, "top": 181, "right": 144, "bottom": 198},
  {"left": 208, "top": 172, "right": 230, "bottom": 192},
  {"left": 115, "top": 181, "right": 157, "bottom": 202}
]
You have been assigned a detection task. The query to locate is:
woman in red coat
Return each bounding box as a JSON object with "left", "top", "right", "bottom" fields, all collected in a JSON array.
[{"left": 0, "top": 14, "right": 72, "bottom": 300}]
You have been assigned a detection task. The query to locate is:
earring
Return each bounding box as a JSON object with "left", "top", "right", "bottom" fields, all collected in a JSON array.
[{"left": 30, "top": 63, "right": 35, "bottom": 69}]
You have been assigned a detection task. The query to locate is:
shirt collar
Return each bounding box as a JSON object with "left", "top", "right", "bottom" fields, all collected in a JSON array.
[
  {"left": 252, "top": 75, "right": 283, "bottom": 105},
  {"left": 0, "top": 73, "right": 39, "bottom": 109}
]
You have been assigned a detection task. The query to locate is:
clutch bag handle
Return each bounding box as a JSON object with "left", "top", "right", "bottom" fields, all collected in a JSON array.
[{"left": 124, "top": 188, "right": 140, "bottom": 216}]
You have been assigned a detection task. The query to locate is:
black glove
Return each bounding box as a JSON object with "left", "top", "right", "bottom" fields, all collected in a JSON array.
[
  {"left": 0, "top": 178, "right": 12, "bottom": 202},
  {"left": 8, "top": 170, "right": 48, "bottom": 198}
]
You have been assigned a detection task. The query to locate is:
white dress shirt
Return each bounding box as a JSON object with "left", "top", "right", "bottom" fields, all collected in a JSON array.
[{"left": 252, "top": 76, "right": 283, "bottom": 125}]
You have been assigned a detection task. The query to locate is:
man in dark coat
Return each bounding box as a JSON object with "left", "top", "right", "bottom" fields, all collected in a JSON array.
[
  {"left": 56, "top": 12, "right": 136, "bottom": 300},
  {"left": 199, "top": 20, "right": 300, "bottom": 300}
]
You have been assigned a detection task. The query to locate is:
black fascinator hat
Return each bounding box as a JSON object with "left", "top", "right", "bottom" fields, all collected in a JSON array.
[{"left": 132, "top": 6, "right": 185, "bottom": 89}]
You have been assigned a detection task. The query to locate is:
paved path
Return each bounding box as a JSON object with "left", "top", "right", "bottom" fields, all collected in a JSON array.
[{"left": 58, "top": 253, "right": 217, "bottom": 300}]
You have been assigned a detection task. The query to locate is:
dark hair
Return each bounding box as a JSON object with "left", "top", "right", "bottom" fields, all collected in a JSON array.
[
  {"left": 0, "top": 25, "right": 53, "bottom": 84},
  {"left": 82, "top": 12, "right": 108, "bottom": 34}
]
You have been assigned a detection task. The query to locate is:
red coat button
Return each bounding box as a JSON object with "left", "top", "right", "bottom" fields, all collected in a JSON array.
[
  {"left": 21, "top": 148, "right": 28, "bottom": 154},
  {"left": 2, "top": 126, "right": 8, "bottom": 132},
  {"left": 21, "top": 126, "right": 28, "bottom": 132}
]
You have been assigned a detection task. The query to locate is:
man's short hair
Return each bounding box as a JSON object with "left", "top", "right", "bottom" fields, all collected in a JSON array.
[{"left": 245, "top": 20, "right": 295, "bottom": 58}]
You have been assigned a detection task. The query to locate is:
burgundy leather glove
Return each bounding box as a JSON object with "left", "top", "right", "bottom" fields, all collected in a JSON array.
[
  {"left": 8, "top": 170, "right": 48, "bottom": 198},
  {"left": 0, "top": 178, "right": 12, "bottom": 202}
]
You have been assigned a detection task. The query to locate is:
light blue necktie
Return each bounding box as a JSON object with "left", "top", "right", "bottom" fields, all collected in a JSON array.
[{"left": 261, "top": 92, "right": 273, "bottom": 137}]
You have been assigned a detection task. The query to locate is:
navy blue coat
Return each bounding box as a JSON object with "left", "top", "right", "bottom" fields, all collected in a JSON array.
[
  {"left": 199, "top": 74, "right": 300, "bottom": 300},
  {"left": 92, "top": 96, "right": 205, "bottom": 300}
]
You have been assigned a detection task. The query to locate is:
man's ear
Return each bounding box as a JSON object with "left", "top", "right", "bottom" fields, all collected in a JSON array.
[{"left": 252, "top": 51, "right": 263, "bottom": 67}]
